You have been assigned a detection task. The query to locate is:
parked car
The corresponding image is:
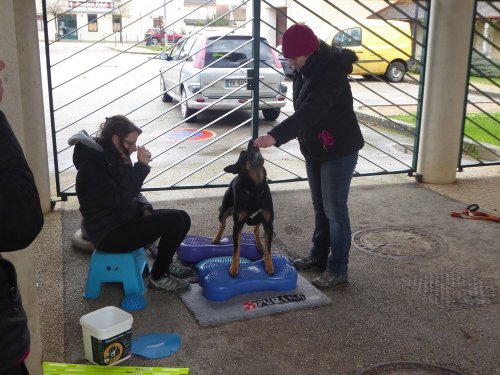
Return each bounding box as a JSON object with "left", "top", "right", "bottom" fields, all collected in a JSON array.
[
  {"left": 277, "top": 48, "right": 294, "bottom": 79},
  {"left": 145, "top": 27, "right": 184, "bottom": 46},
  {"left": 159, "top": 31, "right": 287, "bottom": 122},
  {"left": 330, "top": 20, "right": 413, "bottom": 82}
]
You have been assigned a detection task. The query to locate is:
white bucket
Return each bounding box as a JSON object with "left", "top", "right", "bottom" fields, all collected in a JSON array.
[{"left": 80, "top": 306, "right": 133, "bottom": 366}]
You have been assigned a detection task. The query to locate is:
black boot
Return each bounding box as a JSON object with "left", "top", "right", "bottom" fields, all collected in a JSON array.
[{"left": 293, "top": 256, "right": 327, "bottom": 271}]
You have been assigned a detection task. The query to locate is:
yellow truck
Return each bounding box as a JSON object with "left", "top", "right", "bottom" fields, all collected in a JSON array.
[{"left": 330, "top": 20, "right": 413, "bottom": 82}]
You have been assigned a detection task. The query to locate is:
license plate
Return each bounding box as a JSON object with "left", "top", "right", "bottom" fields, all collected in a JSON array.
[{"left": 225, "top": 79, "right": 247, "bottom": 88}]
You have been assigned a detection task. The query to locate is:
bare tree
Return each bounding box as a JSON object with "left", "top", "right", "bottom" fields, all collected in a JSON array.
[
  {"left": 45, "top": 0, "right": 67, "bottom": 36},
  {"left": 113, "top": 0, "right": 131, "bottom": 44}
]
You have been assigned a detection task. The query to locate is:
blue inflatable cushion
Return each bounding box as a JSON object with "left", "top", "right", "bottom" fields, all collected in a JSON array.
[
  {"left": 177, "top": 234, "right": 262, "bottom": 263},
  {"left": 198, "top": 255, "right": 298, "bottom": 301},
  {"left": 131, "top": 332, "right": 181, "bottom": 359},
  {"left": 194, "top": 256, "right": 251, "bottom": 270}
]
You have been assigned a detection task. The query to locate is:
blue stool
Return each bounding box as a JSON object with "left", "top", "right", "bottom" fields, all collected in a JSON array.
[{"left": 84, "top": 247, "right": 151, "bottom": 299}]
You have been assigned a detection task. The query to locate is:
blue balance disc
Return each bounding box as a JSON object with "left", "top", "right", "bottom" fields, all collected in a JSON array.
[
  {"left": 120, "top": 293, "right": 147, "bottom": 311},
  {"left": 198, "top": 255, "right": 298, "bottom": 301},
  {"left": 177, "top": 234, "right": 262, "bottom": 263}
]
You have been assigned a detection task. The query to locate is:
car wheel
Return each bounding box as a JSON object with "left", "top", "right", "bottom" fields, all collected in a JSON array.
[
  {"left": 181, "top": 88, "right": 197, "bottom": 123},
  {"left": 160, "top": 78, "right": 173, "bottom": 102},
  {"left": 385, "top": 61, "right": 406, "bottom": 83},
  {"left": 262, "top": 108, "right": 281, "bottom": 121},
  {"left": 151, "top": 37, "right": 159, "bottom": 46}
]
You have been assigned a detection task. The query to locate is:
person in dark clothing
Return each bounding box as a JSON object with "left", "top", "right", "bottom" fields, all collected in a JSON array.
[
  {"left": 69, "top": 115, "right": 194, "bottom": 293},
  {"left": 0, "top": 59, "right": 44, "bottom": 375},
  {"left": 254, "top": 24, "right": 364, "bottom": 289}
]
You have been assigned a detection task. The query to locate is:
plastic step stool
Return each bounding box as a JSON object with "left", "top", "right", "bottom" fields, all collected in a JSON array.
[{"left": 84, "top": 247, "right": 150, "bottom": 299}]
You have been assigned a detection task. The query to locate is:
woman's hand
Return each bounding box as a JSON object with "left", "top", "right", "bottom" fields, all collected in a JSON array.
[
  {"left": 137, "top": 146, "right": 152, "bottom": 165},
  {"left": 254, "top": 135, "right": 276, "bottom": 148}
]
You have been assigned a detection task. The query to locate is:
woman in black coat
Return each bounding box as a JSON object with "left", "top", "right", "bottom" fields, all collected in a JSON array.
[
  {"left": 255, "top": 24, "right": 364, "bottom": 289},
  {"left": 70, "top": 115, "right": 193, "bottom": 293},
  {"left": 1, "top": 59, "right": 44, "bottom": 375}
]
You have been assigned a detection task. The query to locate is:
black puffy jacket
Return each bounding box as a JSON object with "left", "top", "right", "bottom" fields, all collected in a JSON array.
[
  {"left": 269, "top": 42, "right": 364, "bottom": 162},
  {"left": 0, "top": 111, "right": 44, "bottom": 372},
  {"left": 70, "top": 131, "right": 151, "bottom": 248}
]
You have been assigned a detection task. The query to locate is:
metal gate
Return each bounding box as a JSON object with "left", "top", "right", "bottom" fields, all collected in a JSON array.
[
  {"left": 460, "top": 1, "right": 500, "bottom": 168},
  {"left": 40, "top": 0, "right": 498, "bottom": 199}
]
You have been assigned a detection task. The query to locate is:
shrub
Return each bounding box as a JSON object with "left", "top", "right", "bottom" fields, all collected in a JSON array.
[{"left": 470, "top": 51, "right": 500, "bottom": 78}]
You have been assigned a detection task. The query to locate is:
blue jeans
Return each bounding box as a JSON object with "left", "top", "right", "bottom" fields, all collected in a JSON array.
[{"left": 306, "top": 151, "right": 358, "bottom": 275}]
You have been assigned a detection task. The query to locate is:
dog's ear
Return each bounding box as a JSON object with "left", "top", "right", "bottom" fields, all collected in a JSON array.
[
  {"left": 224, "top": 150, "right": 247, "bottom": 174},
  {"left": 224, "top": 164, "right": 239, "bottom": 174}
]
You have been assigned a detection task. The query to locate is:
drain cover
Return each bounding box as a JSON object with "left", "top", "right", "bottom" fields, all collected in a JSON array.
[
  {"left": 358, "top": 361, "right": 466, "bottom": 374},
  {"left": 352, "top": 227, "right": 447, "bottom": 259},
  {"left": 403, "top": 269, "right": 500, "bottom": 310}
]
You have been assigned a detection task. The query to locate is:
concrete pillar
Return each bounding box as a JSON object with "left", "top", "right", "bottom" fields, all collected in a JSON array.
[
  {"left": 416, "top": 0, "right": 476, "bottom": 183},
  {"left": 0, "top": 0, "right": 51, "bottom": 373}
]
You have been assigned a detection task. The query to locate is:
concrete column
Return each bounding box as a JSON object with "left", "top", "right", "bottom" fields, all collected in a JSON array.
[
  {"left": 416, "top": 0, "right": 476, "bottom": 183},
  {"left": 0, "top": 0, "right": 51, "bottom": 374}
]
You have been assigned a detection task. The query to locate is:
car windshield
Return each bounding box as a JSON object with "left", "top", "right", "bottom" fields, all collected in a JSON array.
[{"left": 205, "top": 37, "right": 274, "bottom": 68}]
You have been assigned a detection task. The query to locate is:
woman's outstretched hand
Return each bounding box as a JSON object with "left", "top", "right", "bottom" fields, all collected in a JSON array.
[
  {"left": 137, "top": 146, "right": 152, "bottom": 165},
  {"left": 254, "top": 135, "right": 276, "bottom": 148}
]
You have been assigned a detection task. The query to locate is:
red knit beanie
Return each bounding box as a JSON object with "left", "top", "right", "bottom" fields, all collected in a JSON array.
[{"left": 282, "top": 24, "right": 319, "bottom": 58}]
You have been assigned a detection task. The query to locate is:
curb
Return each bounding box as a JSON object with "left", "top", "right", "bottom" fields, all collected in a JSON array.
[{"left": 109, "top": 46, "right": 159, "bottom": 56}]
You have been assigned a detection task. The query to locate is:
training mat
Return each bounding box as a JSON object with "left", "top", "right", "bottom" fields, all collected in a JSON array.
[{"left": 180, "top": 274, "right": 331, "bottom": 326}]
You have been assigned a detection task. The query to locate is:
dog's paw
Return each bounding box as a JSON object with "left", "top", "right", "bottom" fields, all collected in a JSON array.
[
  {"left": 264, "top": 261, "right": 274, "bottom": 276},
  {"left": 212, "top": 237, "right": 221, "bottom": 244},
  {"left": 229, "top": 263, "right": 239, "bottom": 278}
]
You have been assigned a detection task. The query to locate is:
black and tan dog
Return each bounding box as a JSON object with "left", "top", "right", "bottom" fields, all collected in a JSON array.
[{"left": 213, "top": 140, "right": 274, "bottom": 277}]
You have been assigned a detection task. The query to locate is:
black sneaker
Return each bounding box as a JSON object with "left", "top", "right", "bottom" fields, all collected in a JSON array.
[
  {"left": 312, "top": 271, "right": 348, "bottom": 289},
  {"left": 148, "top": 274, "right": 190, "bottom": 293},
  {"left": 293, "top": 256, "right": 327, "bottom": 271},
  {"left": 169, "top": 264, "right": 196, "bottom": 280}
]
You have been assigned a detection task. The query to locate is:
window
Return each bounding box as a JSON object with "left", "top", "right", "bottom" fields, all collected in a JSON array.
[
  {"left": 36, "top": 14, "right": 44, "bottom": 31},
  {"left": 88, "top": 14, "right": 98, "bottom": 32},
  {"left": 179, "top": 38, "right": 196, "bottom": 60},
  {"left": 112, "top": 15, "right": 121, "bottom": 33},
  {"left": 205, "top": 37, "right": 274, "bottom": 68},
  {"left": 333, "top": 28, "right": 361, "bottom": 48},
  {"left": 113, "top": 14, "right": 122, "bottom": 33}
]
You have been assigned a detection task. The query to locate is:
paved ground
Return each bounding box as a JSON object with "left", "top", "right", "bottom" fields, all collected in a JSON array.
[{"left": 34, "top": 166, "right": 500, "bottom": 375}]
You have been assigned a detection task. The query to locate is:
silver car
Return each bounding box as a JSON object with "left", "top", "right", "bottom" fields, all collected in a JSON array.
[{"left": 159, "top": 30, "right": 287, "bottom": 122}]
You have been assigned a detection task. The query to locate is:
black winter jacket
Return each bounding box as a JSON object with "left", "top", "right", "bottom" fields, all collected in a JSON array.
[
  {"left": 70, "top": 131, "right": 152, "bottom": 248},
  {"left": 269, "top": 42, "right": 364, "bottom": 162},
  {"left": 0, "top": 110, "right": 44, "bottom": 372}
]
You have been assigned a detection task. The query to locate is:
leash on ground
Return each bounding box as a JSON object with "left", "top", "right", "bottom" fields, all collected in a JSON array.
[{"left": 450, "top": 204, "right": 500, "bottom": 223}]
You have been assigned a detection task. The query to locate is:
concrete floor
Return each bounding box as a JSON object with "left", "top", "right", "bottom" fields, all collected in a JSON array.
[{"left": 34, "top": 166, "right": 500, "bottom": 374}]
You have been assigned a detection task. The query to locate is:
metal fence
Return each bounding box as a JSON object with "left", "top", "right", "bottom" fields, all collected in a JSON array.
[
  {"left": 41, "top": 0, "right": 496, "bottom": 199},
  {"left": 460, "top": 0, "right": 500, "bottom": 168}
]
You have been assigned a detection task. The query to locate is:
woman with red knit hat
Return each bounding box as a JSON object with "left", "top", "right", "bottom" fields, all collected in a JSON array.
[{"left": 254, "top": 23, "right": 364, "bottom": 289}]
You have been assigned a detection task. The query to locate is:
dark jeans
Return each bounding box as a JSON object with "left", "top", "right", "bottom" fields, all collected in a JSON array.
[
  {"left": 1, "top": 362, "right": 29, "bottom": 375},
  {"left": 98, "top": 209, "right": 191, "bottom": 278},
  {"left": 305, "top": 151, "right": 358, "bottom": 275}
]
